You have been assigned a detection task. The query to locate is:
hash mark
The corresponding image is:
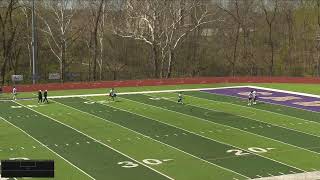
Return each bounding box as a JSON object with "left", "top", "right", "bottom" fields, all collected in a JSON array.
[{"left": 162, "top": 159, "right": 173, "bottom": 162}]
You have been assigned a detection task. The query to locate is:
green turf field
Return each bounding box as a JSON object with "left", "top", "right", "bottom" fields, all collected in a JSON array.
[{"left": 1, "top": 83, "right": 320, "bottom": 180}]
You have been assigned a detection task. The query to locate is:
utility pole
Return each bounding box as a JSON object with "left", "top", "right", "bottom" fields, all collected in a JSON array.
[{"left": 31, "top": 0, "right": 36, "bottom": 84}]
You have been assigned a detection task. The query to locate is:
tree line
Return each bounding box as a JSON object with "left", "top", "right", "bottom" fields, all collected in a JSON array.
[{"left": 0, "top": 0, "right": 320, "bottom": 85}]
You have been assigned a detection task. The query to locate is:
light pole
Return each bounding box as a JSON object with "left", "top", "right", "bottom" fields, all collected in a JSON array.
[{"left": 31, "top": 0, "right": 36, "bottom": 84}]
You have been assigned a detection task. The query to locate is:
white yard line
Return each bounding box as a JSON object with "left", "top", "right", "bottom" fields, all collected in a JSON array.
[
  {"left": 148, "top": 93, "right": 320, "bottom": 157},
  {"left": 58, "top": 97, "right": 251, "bottom": 179},
  {"left": 13, "top": 101, "right": 174, "bottom": 180},
  {"left": 87, "top": 96, "right": 305, "bottom": 173},
  {"left": 200, "top": 90, "right": 320, "bottom": 126},
  {"left": 184, "top": 94, "right": 320, "bottom": 139},
  {"left": 0, "top": 116, "right": 95, "bottom": 180},
  {"left": 121, "top": 94, "right": 320, "bottom": 163}
]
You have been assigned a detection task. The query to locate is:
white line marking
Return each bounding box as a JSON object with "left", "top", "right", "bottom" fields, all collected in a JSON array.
[
  {"left": 5, "top": 86, "right": 245, "bottom": 100},
  {"left": 58, "top": 97, "right": 249, "bottom": 179},
  {"left": 32, "top": 146, "right": 36, "bottom": 149},
  {"left": 181, "top": 94, "right": 320, "bottom": 156},
  {"left": 0, "top": 116, "right": 95, "bottom": 180},
  {"left": 14, "top": 101, "right": 174, "bottom": 180},
  {"left": 195, "top": 93, "right": 320, "bottom": 139},
  {"left": 103, "top": 97, "right": 305, "bottom": 173},
  {"left": 125, "top": 95, "right": 308, "bottom": 172}
]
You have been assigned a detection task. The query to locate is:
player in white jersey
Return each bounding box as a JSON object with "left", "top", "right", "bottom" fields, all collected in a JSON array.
[
  {"left": 12, "top": 86, "right": 17, "bottom": 100},
  {"left": 252, "top": 90, "right": 257, "bottom": 105},
  {"left": 109, "top": 88, "right": 117, "bottom": 101}
]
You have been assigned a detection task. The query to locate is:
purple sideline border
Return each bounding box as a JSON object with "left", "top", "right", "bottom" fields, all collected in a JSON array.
[{"left": 201, "top": 87, "right": 320, "bottom": 112}]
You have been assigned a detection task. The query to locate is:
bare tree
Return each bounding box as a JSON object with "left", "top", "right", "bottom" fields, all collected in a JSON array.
[
  {"left": 87, "top": 0, "right": 106, "bottom": 81},
  {"left": 163, "top": 0, "right": 218, "bottom": 78},
  {"left": 0, "top": 0, "right": 22, "bottom": 85},
  {"left": 218, "top": 0, "right": 241, "bottom": 76},
  {"left": 111, "top": 0, "right": 165, "bottom": 78},
  {"left": 38, "top": 0, "right": 83, "bottom": 82},
  {"left": 261, "top": 0, "right": 278, "bottom": 76}
]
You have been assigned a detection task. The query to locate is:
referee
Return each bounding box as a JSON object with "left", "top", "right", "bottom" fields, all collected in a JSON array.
[
  {"left": 38, "top": 90, "right": 43, "bottom": 104},
  {"left": 43, "top": 90, "right": 49, "bottom": 103}
]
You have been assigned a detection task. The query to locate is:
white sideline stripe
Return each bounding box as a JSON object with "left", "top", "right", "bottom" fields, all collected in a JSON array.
[
  {"left": 197, "top": 91, "right": 320, "bottom": 138},
  {"left": 65, "top": 97, "right": 250, "bottom": 179},
  {"left": 13, "top": 101, "right": 174, "bottom": 180},
  {"left": 44, "top": 86, "right": 249, "bottom": 99},
  {"left": 180, "top": 94, "right": 320, "bottom": 156},
  {"left": 0, "top": 116, "right": 95, "bottom": 180},
  {"left": 138, "top": 94, "right": 306, "bottom": 172}
]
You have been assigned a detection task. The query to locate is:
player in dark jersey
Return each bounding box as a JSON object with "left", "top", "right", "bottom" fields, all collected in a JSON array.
[
  {"left": 38, "top": 90, "right": 43, "bottom": 103},
  {"left": 178, "top": 92, "right": 184, "bottom": 104},
  {"left": 248, "top": 91, "right": 253, "bottom": 106},
  {"left": 43, "top": 90, "right": 49, "bottom": 103}
]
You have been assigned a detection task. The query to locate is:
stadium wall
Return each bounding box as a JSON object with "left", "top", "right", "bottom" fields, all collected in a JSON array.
[{"left": 2, "top": 76, "right": 320, "bottom": 93}]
